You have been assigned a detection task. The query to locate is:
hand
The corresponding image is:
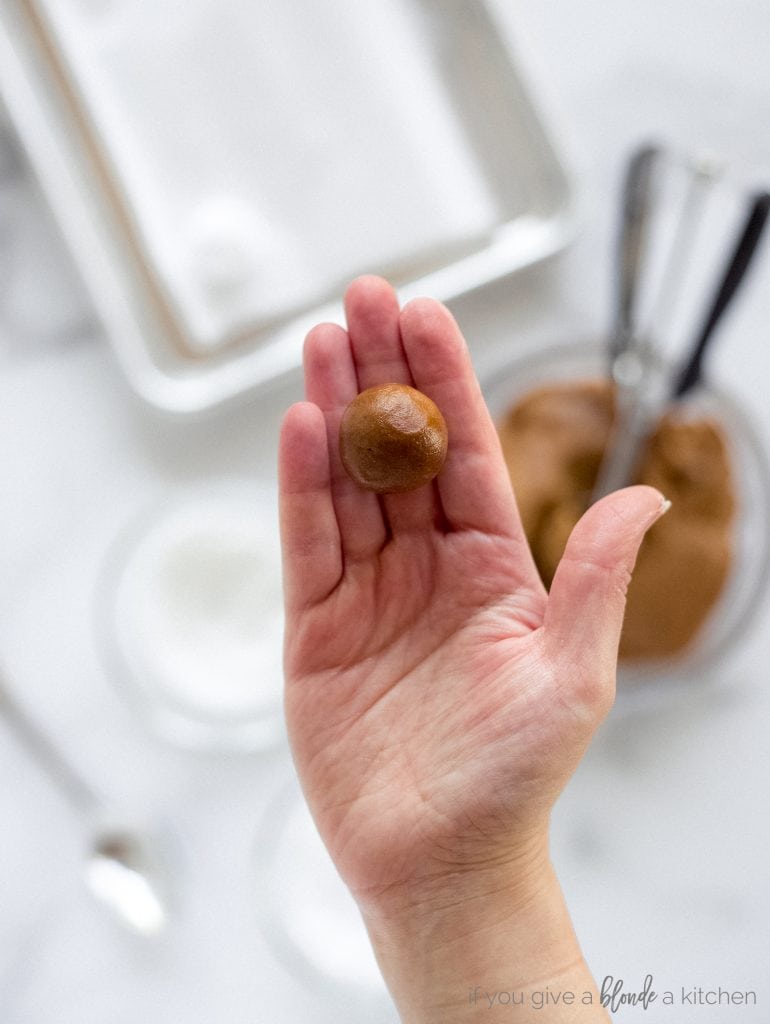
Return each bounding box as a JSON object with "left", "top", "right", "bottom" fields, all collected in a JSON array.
[{"left": 278, "top": 276, "right": 667, "bottom": 1020}]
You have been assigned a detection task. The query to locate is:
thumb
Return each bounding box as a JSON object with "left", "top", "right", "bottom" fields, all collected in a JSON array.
[{"left": 543, "top": 485, "right": 670, "bottom": 673}]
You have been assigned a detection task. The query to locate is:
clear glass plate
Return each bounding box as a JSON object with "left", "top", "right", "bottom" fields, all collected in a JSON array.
[
  {"left": 94, "top": 478, "right": 286, "bottom": 752},
  {"left": 253, "top": 776, "right": 397, "bottom": 1017}
]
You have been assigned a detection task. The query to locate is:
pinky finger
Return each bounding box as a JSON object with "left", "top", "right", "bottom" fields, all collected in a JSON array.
[{"left": 278, "top": 402, "right": 342, "bottom": 611}]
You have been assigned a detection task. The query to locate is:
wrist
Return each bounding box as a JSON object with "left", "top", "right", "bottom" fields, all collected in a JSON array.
[
  {"left": 358, "top": 839, "right": 606, "bottom": 1023},
  {"left": 356, "top": 825, "right": 552, "bottom": 933}
]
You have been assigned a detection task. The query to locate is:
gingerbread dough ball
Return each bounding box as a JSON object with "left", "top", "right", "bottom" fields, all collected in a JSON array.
[{"left": 339, "top": 384, "right": 448, "bottom": 494}]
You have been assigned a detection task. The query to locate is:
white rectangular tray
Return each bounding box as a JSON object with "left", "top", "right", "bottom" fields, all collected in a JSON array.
[{"left": 0, "top": 0, "right": 574, "bottom": 414}]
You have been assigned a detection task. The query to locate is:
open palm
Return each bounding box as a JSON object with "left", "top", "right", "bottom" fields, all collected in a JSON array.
[{"left": 279, "top": 277, "right": 665, "bottom": 909}]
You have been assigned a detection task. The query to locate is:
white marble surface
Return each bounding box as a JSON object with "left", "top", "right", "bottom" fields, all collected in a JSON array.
[{"left": 1, "top": 1, "right": 770, "bottom": 1021}]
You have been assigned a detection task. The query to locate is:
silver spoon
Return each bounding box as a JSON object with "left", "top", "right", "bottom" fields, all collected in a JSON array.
[
  {"left": 593, "top": 187, "right": 770, "bottom": 502},
  {"left": 608, "top": 142, "right": 661, "bottom": 370},
  {"left": 592, "top": 143, "right": 662, "bottom": 502},
  {"left": 593, "top": 150, "right": 723, "bottom": 500},
  {"left": 0, "top": 666, "right": 169, "bottom": 936}
]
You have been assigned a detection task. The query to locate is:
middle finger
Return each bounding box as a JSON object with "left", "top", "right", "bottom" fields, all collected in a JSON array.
[{"left": 344, "top": 276, "right": 443, "bottom": 535}]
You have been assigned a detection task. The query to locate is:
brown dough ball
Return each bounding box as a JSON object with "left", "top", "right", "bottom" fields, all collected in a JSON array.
[{"left": 339, "top": 383, "right": 448, "bottom": 494}]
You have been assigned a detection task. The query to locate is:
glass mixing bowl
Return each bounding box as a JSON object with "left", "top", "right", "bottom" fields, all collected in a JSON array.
[
  {"left": 482, "top": 339, "right": 770, "bottom": 703},
  {"left": 95, "top": 478, "right": 286, "bottom": 752}
]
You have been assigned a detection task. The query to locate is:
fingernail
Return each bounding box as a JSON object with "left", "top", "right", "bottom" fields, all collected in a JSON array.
[{"left": 652, "top": 495, "right": 672, "bottom": 522}]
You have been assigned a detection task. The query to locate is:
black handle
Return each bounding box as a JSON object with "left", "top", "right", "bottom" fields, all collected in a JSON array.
[{"left": 673, "top": 191, "right": 770, "bottom": 398}]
